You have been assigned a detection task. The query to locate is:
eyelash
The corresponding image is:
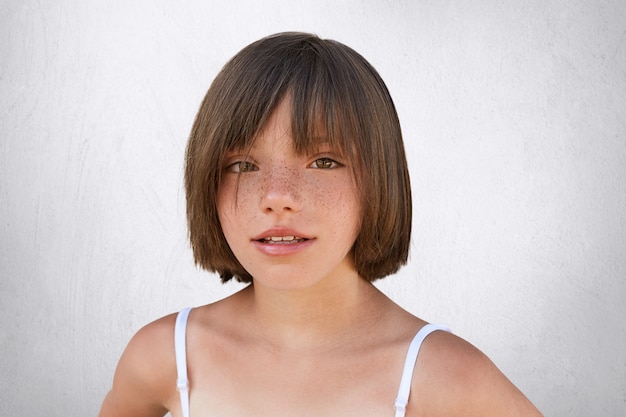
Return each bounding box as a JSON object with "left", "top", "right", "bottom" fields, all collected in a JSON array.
[
  {"left": 226, "top": 157, "right": 342, "bottom": 172},
  {"left": 308, "top": 157, "right": 341, "bottom": 169},
  {"left": 226, "top": 161, "right": 258, "bottom": 173}
]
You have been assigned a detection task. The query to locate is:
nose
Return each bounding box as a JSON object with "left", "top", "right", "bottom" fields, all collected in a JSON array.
[{"left": 259, "top": 166, "right": 302, "bottom": 214}]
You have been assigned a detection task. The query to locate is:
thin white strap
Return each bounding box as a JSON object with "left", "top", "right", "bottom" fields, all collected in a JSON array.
[
  {"left": 394, "top": 324, "right": 451, "bottom": 417},
  {"left": 175, "top": 308, "right": 192, "bottom": 417}
]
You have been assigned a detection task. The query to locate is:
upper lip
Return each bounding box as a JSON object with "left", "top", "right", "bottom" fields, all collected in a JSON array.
[{"left": 252, "top": 228, "right": 313, "bottom": 241}]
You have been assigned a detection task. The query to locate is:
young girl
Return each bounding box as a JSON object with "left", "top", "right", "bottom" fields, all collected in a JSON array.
[{"left": 99, "top": 32, "right": 542, "bottom": 417}]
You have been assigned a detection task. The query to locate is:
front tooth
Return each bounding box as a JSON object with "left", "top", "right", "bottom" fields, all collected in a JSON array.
[{"left": 265, "top": 236, "right": 297, "bottom": 242}]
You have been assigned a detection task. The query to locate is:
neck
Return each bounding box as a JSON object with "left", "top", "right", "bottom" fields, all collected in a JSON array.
[{"left": 240, "top": 273, "right": 386, "bottom": 352}]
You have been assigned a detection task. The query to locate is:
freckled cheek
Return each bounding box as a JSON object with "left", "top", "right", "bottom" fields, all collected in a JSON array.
[
  {"left": 218, "top": 173, "right": 359, "bottom": 223},
  {"left": 311, "top": 178, "right": 361, "bottom": 227}
]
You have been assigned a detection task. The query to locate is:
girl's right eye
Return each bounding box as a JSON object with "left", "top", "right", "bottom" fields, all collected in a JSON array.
[{"left": 227, "top": 161, "right": 258, "bottom": 173}]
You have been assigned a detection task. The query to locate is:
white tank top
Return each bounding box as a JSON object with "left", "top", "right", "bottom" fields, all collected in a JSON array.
[{"left": 174, "top": 307, "right": 450, "bottom": 417}]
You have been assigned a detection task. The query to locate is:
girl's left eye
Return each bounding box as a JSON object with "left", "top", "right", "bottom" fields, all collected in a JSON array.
[{"left": 309, "top": 158, "right": 340, "bottom": 169}]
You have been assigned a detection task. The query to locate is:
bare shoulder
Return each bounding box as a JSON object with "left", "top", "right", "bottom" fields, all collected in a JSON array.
[
  {"left": 98, "top": 313, "right": 179, "bottom": 417},
  {"left": 411, "top": 329, "right": 543, "bottom": 417}
]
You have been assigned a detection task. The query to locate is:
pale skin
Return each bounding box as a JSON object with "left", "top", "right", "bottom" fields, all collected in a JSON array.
[{"left": 99, "top": 98, "right": 543, "bottom": 417}]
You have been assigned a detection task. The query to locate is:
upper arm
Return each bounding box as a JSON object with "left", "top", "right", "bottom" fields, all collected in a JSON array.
[
  {"left": 98, "top": 315, "right": 177, "bottom": 417},
  {"left": 415, "top": 331, "right": 543, "bottom": 417}
]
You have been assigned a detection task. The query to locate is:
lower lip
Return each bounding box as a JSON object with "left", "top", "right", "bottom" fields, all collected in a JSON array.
[{"left": 252, "top": 239, "right": 315, "bottom": 256}]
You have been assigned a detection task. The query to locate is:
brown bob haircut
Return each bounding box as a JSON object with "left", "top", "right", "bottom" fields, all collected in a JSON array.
[{"left": 185, "top": 32, "right": 411, "bottom": 283}]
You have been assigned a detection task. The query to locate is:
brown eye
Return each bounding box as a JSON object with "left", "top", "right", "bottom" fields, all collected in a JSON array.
[
  {"left": 239, "top": 161, "right": 257, "bottom": 172},
  {"left": 227, "top": 161, "right": 258, "bottom": 173},
  {"left": 312, "top": 158, "right": 337, "bottom": 169}
]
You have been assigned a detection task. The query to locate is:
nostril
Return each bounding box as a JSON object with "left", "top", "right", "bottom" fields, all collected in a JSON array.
[{"left": 262, "top": 204, "right": 296, "bottom": 213}]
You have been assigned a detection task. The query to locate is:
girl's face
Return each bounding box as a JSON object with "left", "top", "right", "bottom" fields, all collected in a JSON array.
[{"left": 217, "top": 98, "right": 361, "bottom": 290}]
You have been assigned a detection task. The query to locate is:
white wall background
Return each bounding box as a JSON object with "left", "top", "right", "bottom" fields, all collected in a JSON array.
[{"left": 1, "top": 1, "right": 625, "bottom": 415}]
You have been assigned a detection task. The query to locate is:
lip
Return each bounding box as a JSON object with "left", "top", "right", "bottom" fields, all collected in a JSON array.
[{"left": 252, "top": 228, "right": 315, "bottom": 256}]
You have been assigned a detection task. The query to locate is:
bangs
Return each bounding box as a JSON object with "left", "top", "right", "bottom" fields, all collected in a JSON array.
[
  {"left": 218, "top": 34, "right": 364, "bottom": 165},
  {"left": 289, "top": 64, "right": 355, "bottom": 160}
]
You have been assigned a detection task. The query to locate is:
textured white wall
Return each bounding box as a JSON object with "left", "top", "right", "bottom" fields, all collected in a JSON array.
[{"left": 1, "top": 1, "right": 625, "bottom": 416}]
